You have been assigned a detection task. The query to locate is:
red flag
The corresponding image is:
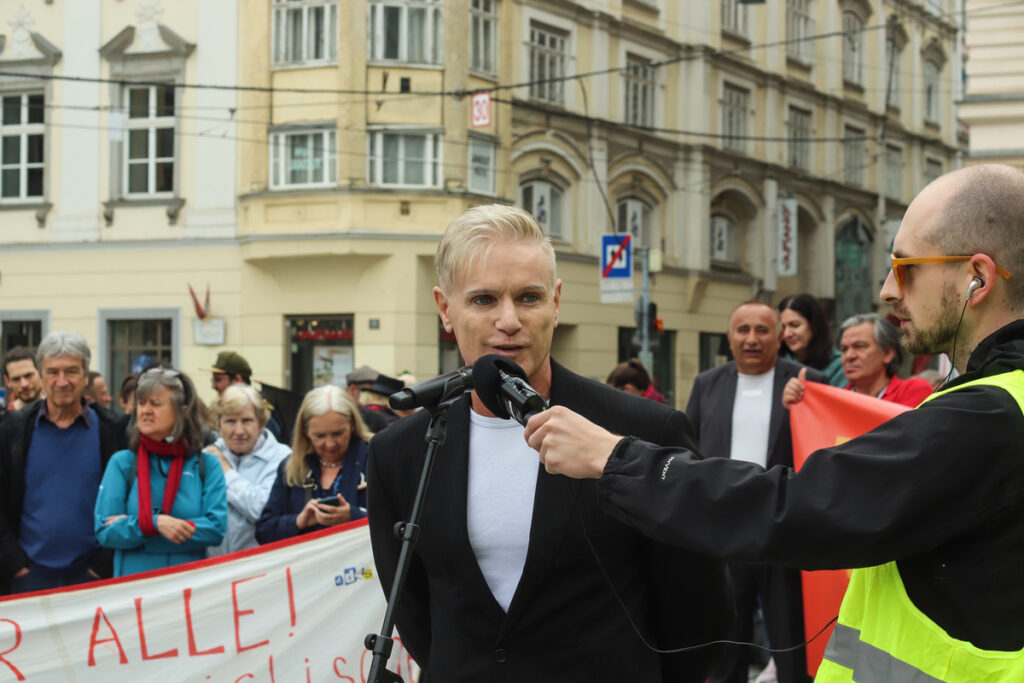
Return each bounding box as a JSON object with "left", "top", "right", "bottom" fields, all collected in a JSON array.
[{"left": 789, "top": 382, "right": 908, "bottom": 675}]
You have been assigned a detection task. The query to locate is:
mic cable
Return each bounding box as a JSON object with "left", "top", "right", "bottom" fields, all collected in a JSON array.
[{"left": 580, "top": 515, "right": 838, "bottom": 656}]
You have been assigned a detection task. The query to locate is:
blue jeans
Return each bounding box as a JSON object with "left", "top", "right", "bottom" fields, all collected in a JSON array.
[{"left": 8, "top": 565, "right": 98, "bottom": 594}]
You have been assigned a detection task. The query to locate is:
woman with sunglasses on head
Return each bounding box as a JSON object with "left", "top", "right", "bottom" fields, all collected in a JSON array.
[
  {"left": 777, "top": 293, "right": 847, "bottom": 387},
  {"left": 94, "top": 368, "right": 227, "bottom": 577},
  {"left": 256, "top": 385, "right": 371, "bottom": 544}
]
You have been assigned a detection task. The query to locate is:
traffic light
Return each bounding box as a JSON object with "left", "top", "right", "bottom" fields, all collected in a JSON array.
[
  {"left": 648, "top": 302, "right": 663, "bottom": 335},
  {"left": 635, "top": 299, "right": 663, "bottom": 336}
]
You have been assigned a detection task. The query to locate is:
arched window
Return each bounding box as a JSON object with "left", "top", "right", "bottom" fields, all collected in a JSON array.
[
  {"left": 923, "top": 59, "right": 940, "bottom": 122},
  {"left": 885, "top": 38, "right": 903, "bottom": 107},
  {"left": 842, "top": 11, "right": 864, "bottom": 85},
  {"left": 520, "top": 180, "right": 563, "bottom": 239},
  {"left": 710, "top": 214, "right": 736, "bottom": 264},
  {"left": 834, "top": 217, "right": 874, "bottom": 323},
  {"left": 617, "top": 198, "right": 652, "bottom": 248}
]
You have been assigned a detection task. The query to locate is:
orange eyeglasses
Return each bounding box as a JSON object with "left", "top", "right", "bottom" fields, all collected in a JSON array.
[{"left": 889, "top": 254, "right": 1013, "bottom": 291}]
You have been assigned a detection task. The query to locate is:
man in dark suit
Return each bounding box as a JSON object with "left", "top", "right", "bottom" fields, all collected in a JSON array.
[
  {"left": 686, "top": 301, "right": 823, "bottom": 683},
  {"left": 0, "top": 331, "right": 129, "bottom": 595},
  {"left": 368, "top": 203, "right": 733, "bottom": 682}
]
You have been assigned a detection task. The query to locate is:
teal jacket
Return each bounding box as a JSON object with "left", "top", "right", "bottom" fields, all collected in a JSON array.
[
  {"left": 94, "top": 449, "right": 227, "bottom": 577},
  {"left": 782, "top": 347, "right": 846, "bottom": 387}
]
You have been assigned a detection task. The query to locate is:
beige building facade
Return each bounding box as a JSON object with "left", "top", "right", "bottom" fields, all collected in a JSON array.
[
  {"left": 960, "top": 0, "right": 1024, "bottom": 171},
  {"left": 0, "top": 0, "right": 961, "bottom": 409}
]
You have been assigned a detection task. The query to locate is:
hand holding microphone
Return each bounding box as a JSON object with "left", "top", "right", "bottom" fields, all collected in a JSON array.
[{"left": 473, "top": 355, "right": 619, "bottom": 478}]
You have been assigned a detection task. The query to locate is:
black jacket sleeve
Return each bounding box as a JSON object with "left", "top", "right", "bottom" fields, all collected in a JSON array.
[
  {"left": 0, "top": 416, "right": 28, "bottom": 590},
  {"left": 598, "top": 383, "right": 1024, "bottom": 570}
]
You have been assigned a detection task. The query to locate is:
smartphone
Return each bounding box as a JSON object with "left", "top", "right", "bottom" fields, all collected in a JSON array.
[{"left": 317, "top": 495, "right": 341, "bottom": 506}]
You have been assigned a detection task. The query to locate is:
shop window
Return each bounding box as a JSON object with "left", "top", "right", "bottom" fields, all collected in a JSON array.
[{"left": 287, "top": 315, "right": 354, "bottom": 396}]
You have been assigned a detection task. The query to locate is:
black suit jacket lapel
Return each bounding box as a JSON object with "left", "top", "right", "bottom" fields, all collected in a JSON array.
[
  {"left": 500, "top": 361, "right": 581, "bottom": 635},
  {"left": 766, "top": 360, "right": 793, "bottom": 469},
  {"left": 705, "top": 364, "right": 739, "bottom": 457},
  {"left": 435, "top": 395, "right": 508, "bottom": 623}
]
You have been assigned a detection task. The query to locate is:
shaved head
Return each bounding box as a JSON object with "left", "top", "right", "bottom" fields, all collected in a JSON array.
[{"left": 923, "top": 164, "right": 1024, "bottom": 307}]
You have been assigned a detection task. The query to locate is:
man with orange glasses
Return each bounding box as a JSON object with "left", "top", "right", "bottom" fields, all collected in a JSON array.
[{"left": 524, "top": 164, "right": 1024, "bottom": 682}]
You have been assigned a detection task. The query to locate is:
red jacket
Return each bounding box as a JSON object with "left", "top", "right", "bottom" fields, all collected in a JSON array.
[{"left": 845, "top": 374, "right": 933, "bottom": 408}]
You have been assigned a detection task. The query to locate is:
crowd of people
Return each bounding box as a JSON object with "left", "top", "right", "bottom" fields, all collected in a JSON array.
[
  {"left": 0, "top": 335, "right": 414, "bottom": 594},
  {"left": 4, "top": 164, "right": 1023, "bottom": 683}
]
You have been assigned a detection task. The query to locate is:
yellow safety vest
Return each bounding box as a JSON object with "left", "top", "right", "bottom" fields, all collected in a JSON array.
[{"left": 815, "top": 370, "right": 1024, "bottom": 682}]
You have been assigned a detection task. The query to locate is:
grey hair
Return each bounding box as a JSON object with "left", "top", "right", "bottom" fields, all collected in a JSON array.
[
  {"left": 839, "top": 313, "right": 902, "bottom": 377},
  {"left": 129, "top": 368, "right": 205, "bottom": 453},
  {"left": 36, "top": 330, "right": 91, "bottom": 371}
]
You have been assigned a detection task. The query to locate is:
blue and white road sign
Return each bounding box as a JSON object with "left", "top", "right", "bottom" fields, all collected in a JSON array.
[{"left": 600, "top": 233, "right": 634, "bottom": 303}]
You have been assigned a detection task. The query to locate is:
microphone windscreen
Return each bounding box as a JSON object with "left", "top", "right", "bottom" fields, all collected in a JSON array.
[{"left": 471, "top": 354, "right": 527, "bottom": 419}]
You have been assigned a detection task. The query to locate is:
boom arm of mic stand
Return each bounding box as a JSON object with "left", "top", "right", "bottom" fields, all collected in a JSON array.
[{"left": 365, "top": 393, "right": 460, "bottom": 683}]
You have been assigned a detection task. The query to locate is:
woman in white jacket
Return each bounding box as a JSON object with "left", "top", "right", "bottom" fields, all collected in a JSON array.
[{"left": 205, "top": 384, "right": 291, "bottom": 556}]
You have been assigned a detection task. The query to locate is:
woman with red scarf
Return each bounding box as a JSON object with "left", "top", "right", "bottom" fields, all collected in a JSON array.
[{"left": 94, "top": 368, "right": 227, "bottom": 577}]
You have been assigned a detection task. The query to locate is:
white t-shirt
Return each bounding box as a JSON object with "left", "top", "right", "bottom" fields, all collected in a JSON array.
[
  {"left": 729, "top": 368, "right": 775, "bottom": 468},
  {"left": 467, "top": 410, "right": 540, "bottom": 612}
]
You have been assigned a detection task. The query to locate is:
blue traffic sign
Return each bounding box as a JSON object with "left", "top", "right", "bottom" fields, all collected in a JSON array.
[{"left": 601, "top": 233, "right": 632, "bottom": 278}]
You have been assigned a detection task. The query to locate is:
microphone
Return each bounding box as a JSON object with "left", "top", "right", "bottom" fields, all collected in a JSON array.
[
  {"left": 471, "top": 354, "right": 547, "bottom": 426},
  {"left": 387, "top": 366, "right": 473, "bottom": 410}
]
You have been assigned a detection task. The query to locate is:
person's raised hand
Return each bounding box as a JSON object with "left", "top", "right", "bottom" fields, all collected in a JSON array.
[
  {"left": 524, "top": 406, "right": 621, "bottom": 479},
  {"left": 782, "top": 367, "right": 809, "bottom": 410}
]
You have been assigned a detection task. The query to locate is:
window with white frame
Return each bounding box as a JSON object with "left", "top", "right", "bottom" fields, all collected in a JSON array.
[
  {"left": 842, "top": 11, "right": 864, "bottom": 85},
  {"left": 710, "top": 215, "right": 737, "bottom": 264},
  {"left": 924, "top": 59, "right": 940, "bottom": 122},
  {"left": 787, "top": 106, "right": 811, "bottom": 170},
  {"left": 924, "top": 158, "right": 943, "bottom": 187},
  {"left": 272, "top": 0, "right": 338, "bottom": 66},
  {"left": 721, "top": 0, "right": 748, "bottom": 35},
  {"left": 721, "top": 83, "right": 749, "bottom": 152},
  {"left": 368, "top": 0, "right": 443, "bottom": 65},
  {"left": 624, "top": 56, "right": 656, "bottom": 128},
  {"left": 885, "top": 145, "right": 903, "bottom": 199},
  {"left": 786, "top": 0, "right": 813, "bottom": 62},
  {"left": 521, "top": 180, "right": 563, "bottom": 239},
  {"left": 885, "top": 39, "right": 902, "bottom": 107},
  {"left": 618, "top": 198, "right": 652, "bottom": 248},
  {"left": 270, "top": 128, "right": 337, "bottom": 189},
  {"left": 468, "top": 137, "right": 496, "bottom": 195},
  {"left": 528, "top": 22, "right": 567, "bottom": 105},
  {"left": 125, "top": 84, "right": 175, "bottom": 196},
  {"left": 1, "top": 93, "right": 44, "bottom": 201},
  {"left": 367, "top": 130, "right": 441, "bottom": 187},
  {"left": 843, "top": 124, "right": 865, "bottom": 185},
  {"left": 470, "top": 0, "right": 497, "bottom": 76}
]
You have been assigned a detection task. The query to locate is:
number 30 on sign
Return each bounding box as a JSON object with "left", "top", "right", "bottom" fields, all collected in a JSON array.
[{"left": 471, "top": 92, "right": 491, "bottom": 128}]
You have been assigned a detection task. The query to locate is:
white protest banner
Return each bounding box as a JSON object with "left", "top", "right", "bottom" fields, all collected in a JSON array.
[{"left": 0, "top": 520, "right": 417, "bottom": 682}]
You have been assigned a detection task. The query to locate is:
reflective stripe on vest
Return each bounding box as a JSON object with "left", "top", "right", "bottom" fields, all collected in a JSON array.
[{"left": 816, "top": 369, "right": 1024, "bottom": 682}]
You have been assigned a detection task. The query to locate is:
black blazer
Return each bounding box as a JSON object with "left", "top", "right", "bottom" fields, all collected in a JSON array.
[
  {"left": 685, "top": 358, "right": 825, "bottom": 470},
  {"left": 368, "top": 360, "right": 733, "bottom": 682},
  {"left": 0, "top": 400, "right": 129, "bottom": 591}
]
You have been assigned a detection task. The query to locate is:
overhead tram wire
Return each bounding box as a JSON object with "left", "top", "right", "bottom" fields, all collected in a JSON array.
[
  {"left": 0, "top": 18, "right": 894, "bottom": 101},
  {"left": 3, "top": 0, "right": 1009, "bottom": 115},
  {"left": 0, "top": 0, "right": 1012, "bottom": 103}
]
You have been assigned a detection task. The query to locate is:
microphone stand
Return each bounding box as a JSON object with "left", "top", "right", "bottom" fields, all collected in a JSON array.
[{"left": 365, "top": 390, "right": 464, "bottom": 683}]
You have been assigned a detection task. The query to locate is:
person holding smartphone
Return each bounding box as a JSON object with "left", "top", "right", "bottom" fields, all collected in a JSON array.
[{"left": 256, "top": 385, "right": 371, "bottom": 543}]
